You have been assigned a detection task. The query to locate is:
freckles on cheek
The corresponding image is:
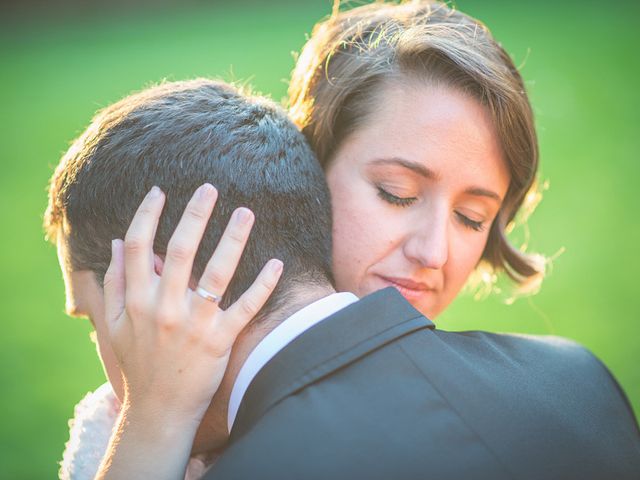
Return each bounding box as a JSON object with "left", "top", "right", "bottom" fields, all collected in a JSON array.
[
  {"left": 331, "top": 207, "right": 379, "bottom": 289},
  {"left": 329, "top": 174, "right": 398, "bottom": 274},
  {"left": 337, "top": 213, "right": 379, "bottom": 255}
]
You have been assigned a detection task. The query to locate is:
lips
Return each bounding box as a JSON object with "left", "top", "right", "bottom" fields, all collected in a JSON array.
[{"left": 376, "top": 275, "right": 435, "bottom": 301}]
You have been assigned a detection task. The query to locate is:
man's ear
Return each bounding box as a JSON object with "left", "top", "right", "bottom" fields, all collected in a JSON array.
[
  {"left": 153, "top": 253, "right": 198, "bottom": 290},
  {"left": 153, "top": 254, "right": 164, "bottom": 276}
]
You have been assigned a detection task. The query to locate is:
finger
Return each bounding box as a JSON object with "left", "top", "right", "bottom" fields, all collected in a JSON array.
[
  {"left": 159, "top": 183, "right": 218, "bottom": 305},
  {"left": 215, "top": 259, "right": 283, "bottom": 341},
  {"left": 191, "top": 207, "right": 254, "bottom": 318},
  {"left": 103, "top": 239, "right": 125, "bottom": 333},
  {"left": 123, "top": 186, "right": 165, "bottom": 301}
]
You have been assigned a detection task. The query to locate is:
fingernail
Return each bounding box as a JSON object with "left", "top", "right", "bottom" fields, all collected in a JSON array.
[
  {"left": 269, "top": 259, "right": 283, "bottom": 274},
  {"left": 198, "top": 183, "right": 215, "bottom": 199},
  {"left": 148, "top": 186, "right": 161, "bottom": 198},
  {"left": 236, "top": 207, "right": 253, "bottom": 225}
]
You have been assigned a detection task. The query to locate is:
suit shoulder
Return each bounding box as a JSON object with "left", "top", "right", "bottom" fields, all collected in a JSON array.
[
  {"left": 430, "top": 330, "right": 636, "bottom": 416},
  {"left": 433, "top": 329, "right": 598, "bottom": 367}
]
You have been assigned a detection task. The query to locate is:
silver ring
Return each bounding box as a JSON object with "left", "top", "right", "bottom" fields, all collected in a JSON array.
[{"left": 195, "top": 286, "right": 222, "bottom": 304}]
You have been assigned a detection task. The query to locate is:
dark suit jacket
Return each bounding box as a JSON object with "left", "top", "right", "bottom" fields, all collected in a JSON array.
[{"left": 205, "top": 288, "right": 640, "bottom": 480}]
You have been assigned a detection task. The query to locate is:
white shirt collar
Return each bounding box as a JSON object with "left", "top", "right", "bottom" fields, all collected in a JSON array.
[{"left": 227, "top": 292, "right": 359, "bottom": 432}]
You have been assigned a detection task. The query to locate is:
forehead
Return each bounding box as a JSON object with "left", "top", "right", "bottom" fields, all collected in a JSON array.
[{"left": 354, "top": 82, "right": 510, "bottom": 193}]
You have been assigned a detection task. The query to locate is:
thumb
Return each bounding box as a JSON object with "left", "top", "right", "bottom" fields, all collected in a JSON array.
[{"left": 103, "top": 238, "right": 126, "bottom": 333}]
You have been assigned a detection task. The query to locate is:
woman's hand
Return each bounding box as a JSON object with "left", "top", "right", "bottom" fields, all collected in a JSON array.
[{"left": 96, "top": 184, "right": 282, "bottom": 480}]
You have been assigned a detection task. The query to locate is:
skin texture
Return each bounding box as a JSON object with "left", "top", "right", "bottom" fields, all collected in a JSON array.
[{"left": 326, "top": 82, "right": 510, "bottom": 319}]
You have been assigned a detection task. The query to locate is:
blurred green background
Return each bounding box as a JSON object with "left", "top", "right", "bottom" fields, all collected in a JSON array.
[{"left": 1, "top": 0, "right": 638, "bottom": 477}]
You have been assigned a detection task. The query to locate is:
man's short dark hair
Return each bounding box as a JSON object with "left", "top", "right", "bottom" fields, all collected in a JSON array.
[{"left": 45, "top": 78, "right": 333, "bottom": 317}]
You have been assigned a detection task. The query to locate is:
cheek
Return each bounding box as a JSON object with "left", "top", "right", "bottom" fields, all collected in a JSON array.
[
  {"left": 326, "top": 157, "right": 414, "bottom": 294},
  {"left": 447, "top": 232, "right": 489, "bottom": 290},
  {"left": 330, "top": 193, "right": 370, "bottom": 291},
  {"left": 329, "top": 185, "right": 402, "bottom": 293},
  {"left": 328, "top": 169, "right": 372, "bottom": 290}
]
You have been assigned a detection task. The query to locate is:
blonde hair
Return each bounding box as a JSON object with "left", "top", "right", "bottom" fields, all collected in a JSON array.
[{"left": 289, "top": 0, "right": 545, "bottom": 294}]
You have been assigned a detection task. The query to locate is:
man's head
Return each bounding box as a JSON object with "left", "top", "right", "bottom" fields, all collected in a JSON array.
[
  {"left": 45, "top": 79, "right": 333, "bottom": 443},
  {"left": 46, "top": 78, "right": 332, "bottom": 295}
]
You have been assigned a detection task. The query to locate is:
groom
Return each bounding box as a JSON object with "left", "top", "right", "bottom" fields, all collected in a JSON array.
[{"left": 45, "top": 79, "right": 640, "bottom": 479}]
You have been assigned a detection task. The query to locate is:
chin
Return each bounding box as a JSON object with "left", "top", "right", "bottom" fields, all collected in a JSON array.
[{"left": 395, "top": 292, "right": 444, "bottom": 320}]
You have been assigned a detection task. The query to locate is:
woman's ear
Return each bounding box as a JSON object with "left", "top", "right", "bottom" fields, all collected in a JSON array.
[{"left": 153, "top": 254, "right": 165, "bottom": 276}]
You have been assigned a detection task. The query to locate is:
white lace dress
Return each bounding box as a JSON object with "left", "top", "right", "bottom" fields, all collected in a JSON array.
[{"left": 59, "top": 382, "right": 211, "bottom": 480}]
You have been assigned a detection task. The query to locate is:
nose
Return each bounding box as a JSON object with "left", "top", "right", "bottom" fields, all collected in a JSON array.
[{"left": 403, "top": 211, "right": 449, "bottom": 270}]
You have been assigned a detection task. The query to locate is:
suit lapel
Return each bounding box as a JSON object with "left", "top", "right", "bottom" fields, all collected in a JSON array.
[{"left": 230, "top": 287, "right": 434, "bottom": 441}]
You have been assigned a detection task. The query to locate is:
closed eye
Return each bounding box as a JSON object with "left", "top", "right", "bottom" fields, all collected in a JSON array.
[
  {"left": 376, "top": 186, "right": 417, "bottom": 207},
  {"left": 455, "top": 211, "right": 485, "bottom": 232}
]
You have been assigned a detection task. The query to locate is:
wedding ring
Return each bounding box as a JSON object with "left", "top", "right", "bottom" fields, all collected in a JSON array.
[{"left": 195, "top": 286, "right": 222, "bottom": 304}]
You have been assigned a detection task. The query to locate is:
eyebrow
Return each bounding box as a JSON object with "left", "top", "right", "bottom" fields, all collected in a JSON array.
[
  {"left": 369, "top": 157, "right": 503, "bottom": 203},
  {"left": 370, "top": 157, "right": 441, "bottom": 181}
]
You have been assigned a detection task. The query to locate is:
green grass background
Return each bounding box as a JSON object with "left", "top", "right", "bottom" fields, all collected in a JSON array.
[{"left": 1, "top": 1, "right": 638, "bottom": 477}]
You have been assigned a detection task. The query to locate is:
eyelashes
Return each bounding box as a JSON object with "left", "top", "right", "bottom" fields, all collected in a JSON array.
[
  {"left": 376, "top": 186, "right": 417, "bottom": 207},
  {"left": 454, "top": 212, "right": 485, "bottom": 232},
  {"left": 376, "top": 185, "right": 486, "bottom": 232}
]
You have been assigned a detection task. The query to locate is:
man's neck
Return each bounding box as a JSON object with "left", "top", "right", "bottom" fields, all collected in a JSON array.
[
  {"left": 192, "top": 282, "right": 336, "bottom": 453},
  {"left": 225, "top": 282, "right": 337, "bottom": 398}
]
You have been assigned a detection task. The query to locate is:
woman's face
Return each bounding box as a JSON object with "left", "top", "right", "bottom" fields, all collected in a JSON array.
[{"left": 326, "top": 82, "right": 510, "bottom": 319}]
